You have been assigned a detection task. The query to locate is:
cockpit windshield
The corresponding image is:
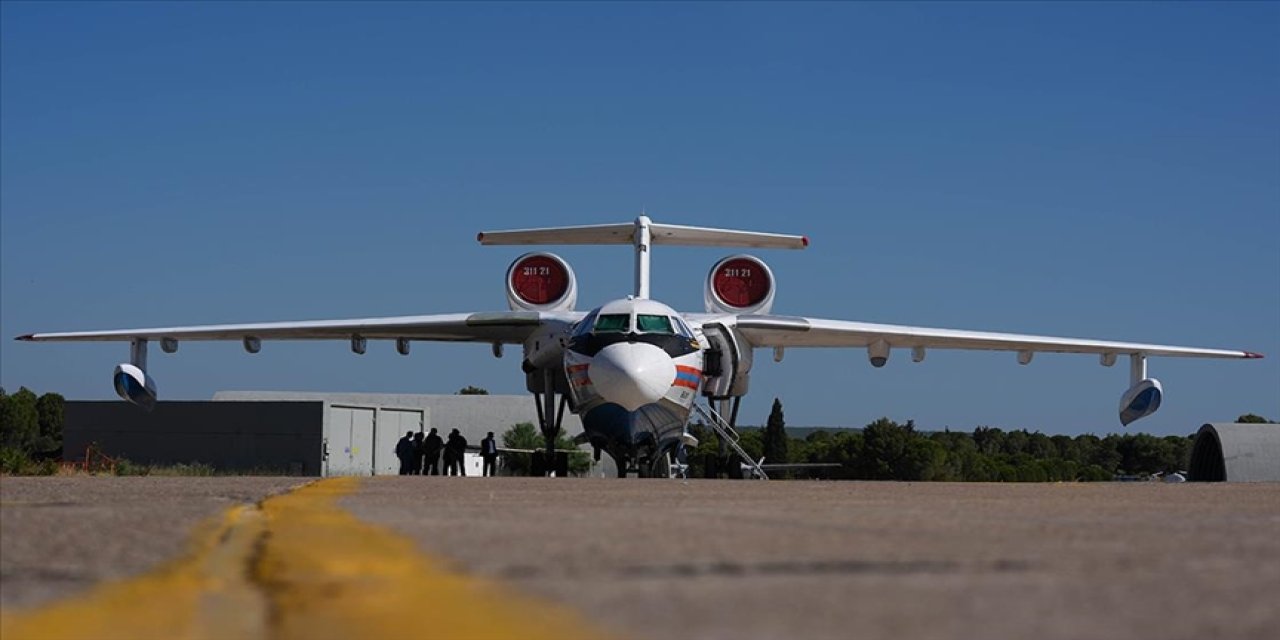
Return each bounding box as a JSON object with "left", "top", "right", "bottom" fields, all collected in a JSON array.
[
  {"left": 636, "top": 314, "right": 674, "bottom": 334},
  {"left": 672, "top": 316, "right": 694, "bottom": 338},
  {"left": 594, "top": 314, "right": 631, "bottom": 333},
  {"left": 572, "top": 310, "right": 599, "bottom": 336}
]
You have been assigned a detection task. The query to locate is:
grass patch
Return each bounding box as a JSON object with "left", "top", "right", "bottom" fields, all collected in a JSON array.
[{"left": 0, "top": 447, "right": 59, "bottom": 475}]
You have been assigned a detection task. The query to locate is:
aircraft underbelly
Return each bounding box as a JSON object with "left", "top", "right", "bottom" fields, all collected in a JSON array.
[{"left": 582, "top": 400, "right": 691, "bottom": 449}]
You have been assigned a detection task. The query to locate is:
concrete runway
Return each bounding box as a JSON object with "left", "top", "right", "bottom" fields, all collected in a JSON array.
[{"left": 3, "top": 477, "right": 1278, "bottom": 640}]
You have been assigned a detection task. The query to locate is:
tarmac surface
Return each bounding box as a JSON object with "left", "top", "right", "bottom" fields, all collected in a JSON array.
[
  {"left": 0, "top": 477, "right": 302, "bottom": 608},
  {"left": 2, "top": 476, "right": 1279, "bottom": 640}
]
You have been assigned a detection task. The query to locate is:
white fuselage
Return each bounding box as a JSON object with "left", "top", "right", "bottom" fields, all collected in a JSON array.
[{"left": 562, "top": 298, "right": 704, "bottom": 455}]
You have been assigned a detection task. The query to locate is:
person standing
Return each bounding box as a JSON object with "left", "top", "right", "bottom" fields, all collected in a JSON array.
[
  {"left": 411, "top": 432, "right": 426, "bottom": 475},
  {"left": 423, "top": 428, "right": 443, "bottom": 475},
  {"left": 446, "top": 428, "right": 468, "bottom": 476},
  {"left": 394, "top": 431, "right": 414, "bottom": 475},
  {"left": 480, "top": 431, "right": 499, "bottom": 477}
]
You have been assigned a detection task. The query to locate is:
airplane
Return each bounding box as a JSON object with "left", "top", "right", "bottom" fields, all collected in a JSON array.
[{"left": 16, "top": 216, "right": 1264, "bottom": 477}]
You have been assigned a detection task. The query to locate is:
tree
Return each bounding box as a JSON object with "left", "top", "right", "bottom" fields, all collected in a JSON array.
[
  {"left": 0, "top": 387, "right": 40, "bottom": 451},
  {"left": 35, "top": 392, "right": 65, "bottom": 453},
  {"left": 859, "top": 417, "right": 911, "bottom": 480},
  {"left": 501, "top": 422, "right": 541, "bottom": 475},
  {"left": 457, "top": 386, "right": 489, "bottom": 395},
  {"left": 499, "top": 422, "right": 590, "bottom": 476},
  {"left": 1237, "top": 413, "right": 1275, "bottom": 424},
  {"left": 972, "top": 426, "right": 1005, "bottom": 456},
  {"left": 762, "top": 398, "right": 788, "bottom": 466}
]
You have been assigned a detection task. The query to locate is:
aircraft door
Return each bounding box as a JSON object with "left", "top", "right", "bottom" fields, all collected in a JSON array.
[{"left": 699, "top": 322, "right": 754, "bottom": 399}]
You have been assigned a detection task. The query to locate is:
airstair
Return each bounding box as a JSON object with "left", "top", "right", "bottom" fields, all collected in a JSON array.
[{"left": 691, "top": 402, "right": 769, "bottom": 480}]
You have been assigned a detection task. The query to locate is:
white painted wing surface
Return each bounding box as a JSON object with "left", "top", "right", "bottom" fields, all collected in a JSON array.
[
  {"left": 727, "top": 315, "right": 1263, "bottom": 360},
  {"left": 16, "top": 311, "right": 584, "bottom": 344}
]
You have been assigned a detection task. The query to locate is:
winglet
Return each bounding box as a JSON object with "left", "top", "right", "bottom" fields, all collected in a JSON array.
[
  {"left": 1243, "top": 351, "right": 1265, "bottom": 359},
  {"left": 15, "top": 334, "right": 34, "bottom": 341}
]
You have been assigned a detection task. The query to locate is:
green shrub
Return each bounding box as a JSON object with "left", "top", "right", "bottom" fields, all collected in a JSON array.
[
  {"left": 113, "top": 458, "right": 150, "bottom": 476},
  {"left": 0, "top": 447, "right": 58, "bottom": 475}
]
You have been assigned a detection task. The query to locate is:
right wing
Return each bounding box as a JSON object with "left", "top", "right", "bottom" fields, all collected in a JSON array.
[
  {"left": 16, "top": 311, "right": 585, "bottom": 345},
  {"left": 716, "top": 314, "right": 1261, "bottom": 360}
]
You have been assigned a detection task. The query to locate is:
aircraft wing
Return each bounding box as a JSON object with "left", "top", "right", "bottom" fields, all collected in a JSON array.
[
  {"left": 725, "top": 315, "right": 1262, "bottom": 360},
  {"left": 16, "top": 311, "right": 584, "bottom": 344}
]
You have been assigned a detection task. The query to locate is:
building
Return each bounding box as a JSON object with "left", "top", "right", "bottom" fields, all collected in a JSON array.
[{"left": 64, "top": 392, "right": 585, "bottom": 477}]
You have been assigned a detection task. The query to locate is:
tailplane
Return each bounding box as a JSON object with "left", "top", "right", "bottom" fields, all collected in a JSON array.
[{"left": 478, "top": 216, "right": 806, "bottom": 298}]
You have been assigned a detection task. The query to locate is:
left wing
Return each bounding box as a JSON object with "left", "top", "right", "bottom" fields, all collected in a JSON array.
[
  {"left": 720, "top": 315, "right": 1262, "bottom": 360},
  {"left": 16, "top": 311, "right": 583, "bottom": 344},
  {"left": 15, "top": 310, "right": 585, "bottom": 409}
]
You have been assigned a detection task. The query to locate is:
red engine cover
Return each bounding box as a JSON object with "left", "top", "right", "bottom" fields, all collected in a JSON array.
[
  {"left": 712, "top": 257, "right": 772, "bottom": 308},
  {"left": 510, "top": 254, "right": 569, "bottom": 305}
]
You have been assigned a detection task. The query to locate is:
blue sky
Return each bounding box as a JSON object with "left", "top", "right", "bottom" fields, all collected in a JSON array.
[{"left": 3, "top": 2, "right": 1277, "bottom": 436}]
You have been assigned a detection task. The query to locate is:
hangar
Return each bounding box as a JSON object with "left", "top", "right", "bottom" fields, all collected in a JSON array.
[
  {"left": 63, "top": 392, "right": 585, "bottom": 477},
  {"left": 1189, "top": 422, "right": 1280, "bottom": 482}
]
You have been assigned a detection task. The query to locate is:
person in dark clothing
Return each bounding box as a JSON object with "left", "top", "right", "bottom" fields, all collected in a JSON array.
[
  {"left": 422, "top": 428, "right": 443, "bottom": 476},
  {"left": 411, "top": 432, "right": 425, "bottom": 475},
  {"left": 446, "top": 428, "right": 468, "bottom": 476},
  {"left": 394, "top": 431, "right": 414, "bottom": 475},
  {"left": 480, "top": 431, "right": 499, "bottom": 477}
]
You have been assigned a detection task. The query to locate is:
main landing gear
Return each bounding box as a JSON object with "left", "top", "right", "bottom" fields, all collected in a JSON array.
[{"left": 530, "top": 368, "right": 571, "bottom": 477}]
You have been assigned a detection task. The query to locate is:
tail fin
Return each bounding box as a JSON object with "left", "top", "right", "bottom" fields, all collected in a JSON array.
[{"left": 478, "top": 216, "right": 807, "bottom": 298}]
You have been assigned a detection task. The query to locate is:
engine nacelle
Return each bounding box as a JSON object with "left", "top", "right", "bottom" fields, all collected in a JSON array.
[
  {"left": 1119, "top": 378, "right": 1163, "bottom": 426},
  {"left": 113, "top": 363, "right": 157, "bottom": 411},
  {"left": 506, "top": 252, "right": 577, "bottom": 312},
  {"left": 705, "top": 255, "right": 776, "bottom": 315}
]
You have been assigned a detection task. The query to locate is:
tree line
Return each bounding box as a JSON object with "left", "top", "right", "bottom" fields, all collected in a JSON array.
[
  {"left": 686, "top": 398, "right": 1277, "bottom": 481},
  {"left": 0, "top": 387, "right": 66, "bottom": 473},
  {"left": 3, "top": 386, "right": 1273, "bottom": 480}
]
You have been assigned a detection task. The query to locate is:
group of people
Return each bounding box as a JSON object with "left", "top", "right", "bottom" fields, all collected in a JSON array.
[{"left": 395, "top": 428, "right": 499, "bottom": 476}]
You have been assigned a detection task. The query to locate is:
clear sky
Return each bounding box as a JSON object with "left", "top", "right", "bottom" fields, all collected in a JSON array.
[{"left": 2, "top": 2, "right": 1277, "bottom": 436}]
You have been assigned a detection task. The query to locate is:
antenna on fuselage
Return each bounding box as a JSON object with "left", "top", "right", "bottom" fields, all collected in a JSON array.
[{"left": 477, "top": 216, "right": 809, "bottom": 299}]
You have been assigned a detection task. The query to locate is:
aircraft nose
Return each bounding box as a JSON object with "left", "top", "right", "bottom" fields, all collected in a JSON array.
[{"left": 590, "top": 342, "right": 676, "bottom": 411}]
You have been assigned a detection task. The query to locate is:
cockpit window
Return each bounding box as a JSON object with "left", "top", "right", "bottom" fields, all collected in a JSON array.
[
  {"left": 672, "top": 316, "right": 694, "bottom": 338},
  {"left": 636, "top": 314, "right": 674, "bottom": 334},
  {"left": 594, "top": 314, "right": 631, "bottom": 333},
  {"left": 573, "top": 310, "right": 599, "bottom": 336}
]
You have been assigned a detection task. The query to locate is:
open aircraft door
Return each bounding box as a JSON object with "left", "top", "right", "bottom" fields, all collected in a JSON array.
[{"left": 699, "top": 322, "right": 754, "bottom": 400}]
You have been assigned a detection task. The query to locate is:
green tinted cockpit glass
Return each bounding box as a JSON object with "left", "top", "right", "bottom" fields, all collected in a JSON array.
[
  {"left": 594, "top": 314, "right": 631, "bottom": 333},
  {"left": 636, "top": 314, "right": 674, "bottom": 334}
]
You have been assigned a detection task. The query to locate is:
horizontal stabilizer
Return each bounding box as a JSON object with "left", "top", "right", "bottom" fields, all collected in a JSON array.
[
  {"left": 478, "top": 217, "right": 807, "bottom": 250},
  {"left": 478, "top": 222, "right": 635, "bottom": 246},
  {"left": 648, "top": 222, "right": 807, "bottom": 249}
]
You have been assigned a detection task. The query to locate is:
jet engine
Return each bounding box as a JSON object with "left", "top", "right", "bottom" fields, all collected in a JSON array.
[
  {"left": 506, "top": 252, "right": 577, "bottom": 312},
  {"left": 113, "top": 363, "right": 157, "bottom": 411},
  {"left": 705, "top": 255, "right": 776, "bottom": 315}
]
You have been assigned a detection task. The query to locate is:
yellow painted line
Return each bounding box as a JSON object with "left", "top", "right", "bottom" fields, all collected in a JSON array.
[
  {"left": 1, "top": 478, "right": 614, "bottom": 640},
  {"left": 0, "top": 504, "right": 266, "bottom": 640},
  {"left": 256, "top": 477, "right": 612, "bottom": 640}
]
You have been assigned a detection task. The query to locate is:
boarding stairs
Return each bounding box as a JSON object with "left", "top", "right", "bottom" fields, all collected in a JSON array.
[{"left": 692, "top": 402, "right": 769, "bottom": 480}]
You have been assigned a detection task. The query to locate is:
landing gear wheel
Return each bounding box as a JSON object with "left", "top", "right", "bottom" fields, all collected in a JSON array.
[{"left": 643, "top": 451, "right": 672, "bottom": 479}]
